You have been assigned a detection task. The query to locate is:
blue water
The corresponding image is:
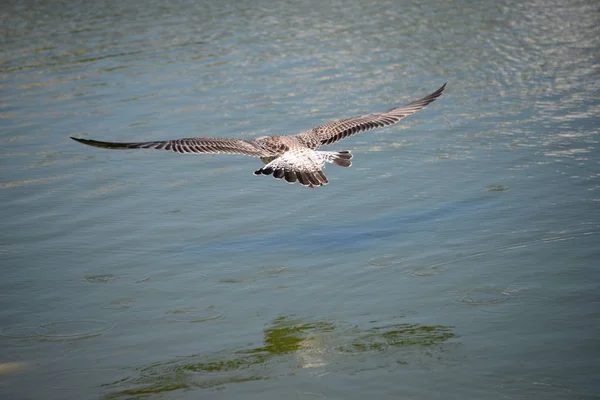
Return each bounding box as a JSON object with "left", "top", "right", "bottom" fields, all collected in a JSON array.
[{"left": 1, "top": 0, "right": 599, "bottom": 399}]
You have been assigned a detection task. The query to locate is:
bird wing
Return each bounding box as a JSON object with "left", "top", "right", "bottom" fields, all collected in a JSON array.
[
  {"left": 70, "top": 136, "right": 268, "bottom": 157},
  {"left": 298, "top": 83, "right": 446, "bottom": 147}
]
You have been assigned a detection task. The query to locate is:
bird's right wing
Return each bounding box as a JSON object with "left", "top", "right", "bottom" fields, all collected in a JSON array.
[
  {"left": 70, "top": 136, "right": 268, "bottom": 157},
  {"left": 298, "top": 83, "right": 446, "bottom": 147}
]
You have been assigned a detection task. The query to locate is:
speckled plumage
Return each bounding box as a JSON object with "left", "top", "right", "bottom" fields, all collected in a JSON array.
[{"left": 71, "top": 83, "right": 446, "bottom": 187}]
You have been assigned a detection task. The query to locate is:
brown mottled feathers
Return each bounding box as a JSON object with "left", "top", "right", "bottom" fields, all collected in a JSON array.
[
  {"left": 253, "top": 148, "right": 333, "bottom": 187},
  {"left": 298, "top": 83, "right": 446, "bottom": 147},
  {"left": 69, "top": 137, "right": 267, "bottom": 157},
  {"left": 71, "top": 83, "right": 446, "bottom": 187},
  {"left": 254, "top": 166, "right": 328, "bottom": 188}
]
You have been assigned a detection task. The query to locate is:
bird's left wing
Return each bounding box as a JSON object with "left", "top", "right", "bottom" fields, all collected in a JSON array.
[{"left": 70, "top": 136, "right": 268, "bottom": 157}]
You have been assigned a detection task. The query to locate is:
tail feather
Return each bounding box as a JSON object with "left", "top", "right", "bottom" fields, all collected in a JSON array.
[
  {"left": 255, "top": 149, "right": 334, "bottom": 187},
  {"left": 284, "top": 170, "right": 297, "bottom": 183},
  {"left": 254, "top": 167, "right": 273, "bottom": 175},
  {"left": 296, "top": 172, "right": 310, "bottom": 186},
  {"left": 332, "top": 158, "right": 351, "bottom": 167},
  {"left": 320, "top": 150, "right": 353, "bottom": 168},
  {"left": 255, "top": 166, "right": 327, "bottom": 187},
  {"left": 306, "top": 172, "right": 321, "bottom": 186},
  {"left": 315, "top": 170, "right": 329, "bottom": 184}
]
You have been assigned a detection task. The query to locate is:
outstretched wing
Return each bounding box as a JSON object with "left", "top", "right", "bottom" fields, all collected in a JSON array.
[
  {"left": 298, "top": 83, "right": 446, "bottom": 147},
  {"left": 70, "top": 136, "right": 268, "bottom": 157}
]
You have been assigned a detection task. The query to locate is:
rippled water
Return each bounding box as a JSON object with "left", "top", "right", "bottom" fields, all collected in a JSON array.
[{"left": 1, "top": 0, "right": 599, "bottom": 398}]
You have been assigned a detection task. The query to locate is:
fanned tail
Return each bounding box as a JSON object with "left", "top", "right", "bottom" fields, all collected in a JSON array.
[
  {"left": 320, "top": 150, "right": 353, "bottom": 168},
  {"left": 253, "top": 149, "right": 345, "bottom": 188},
  {"left": 254, "top": 165, "right": 328, "bottom": 187}
]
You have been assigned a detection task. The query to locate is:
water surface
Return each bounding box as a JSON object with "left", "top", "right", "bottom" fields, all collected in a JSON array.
[{"left": 1, "top": 0, "right": 599, "bottom": 398}]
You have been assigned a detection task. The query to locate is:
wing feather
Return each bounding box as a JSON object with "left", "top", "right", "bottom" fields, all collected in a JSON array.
[
  {"left": 70, "top": 136, "right": 267, "bottom": 157},
  {"left": 299, "top": 83, "right": 446, "bottom": 147}
]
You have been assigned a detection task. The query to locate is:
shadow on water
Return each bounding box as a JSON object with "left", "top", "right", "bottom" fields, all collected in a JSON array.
[{"left": 101, "top": 316, "right": 457, "bottom": 398}]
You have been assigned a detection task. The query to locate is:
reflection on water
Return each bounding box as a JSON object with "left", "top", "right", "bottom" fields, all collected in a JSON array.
[{"left": 102, "top": 316, "right": 456, "bottom": 397}]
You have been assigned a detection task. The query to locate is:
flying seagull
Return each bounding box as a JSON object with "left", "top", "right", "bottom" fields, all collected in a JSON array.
[{"left": 71, "top": 83, "right": 446, "bottom": 187}]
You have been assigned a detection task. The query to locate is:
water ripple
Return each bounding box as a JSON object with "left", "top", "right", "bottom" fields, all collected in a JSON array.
[
  {"left": 1, "top": 320, "right": 112, "bottom": 342},
  {"left": 368, "top": 229, "right": 599, "bottom": 279}
]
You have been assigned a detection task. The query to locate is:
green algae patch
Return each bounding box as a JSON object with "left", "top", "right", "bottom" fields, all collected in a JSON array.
[
  {"left": 337, "top": 323, "right": 457, "bottom": 353},
  {"left": 102, "top": 317, "right": 456, "bottom": 398}
]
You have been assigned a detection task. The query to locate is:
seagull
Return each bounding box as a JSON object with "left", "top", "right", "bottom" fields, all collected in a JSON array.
[{"left": 71, "top": 83, "right": 446, "bottom": 187}]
